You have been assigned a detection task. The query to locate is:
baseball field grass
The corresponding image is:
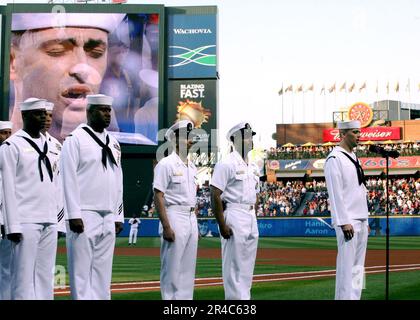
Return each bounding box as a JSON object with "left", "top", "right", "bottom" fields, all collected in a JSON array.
[{"left": 55, "top": 236, "right": 420, "bottom": 300}]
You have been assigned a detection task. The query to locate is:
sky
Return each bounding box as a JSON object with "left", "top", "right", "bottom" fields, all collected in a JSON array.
[{"left": 2, "top": 0, "right": 420, "bottom": 150}]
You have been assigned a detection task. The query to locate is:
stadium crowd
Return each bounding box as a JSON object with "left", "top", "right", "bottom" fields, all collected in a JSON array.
[
  {"left": 140, "top": 177, "right": 420, "bottom": 218},
  {"left": 256, "top": 181, "right": 305, "bottom": 217},
  {"left": 266, "top": 141, "right": 420, "bottom": 160}
]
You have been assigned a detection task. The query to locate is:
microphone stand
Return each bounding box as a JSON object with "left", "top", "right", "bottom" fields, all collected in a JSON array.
[{"left": 385, "top": 154, "right": 390, "bottom": 301}]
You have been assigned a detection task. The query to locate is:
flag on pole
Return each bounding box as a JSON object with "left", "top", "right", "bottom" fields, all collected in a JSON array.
[
  {"left": 348, "top": 82, "right": 355, "bottom": 93},
  {"left": 386, "top": 81, "right": 390, "bottom": 94},
  {"left": 395, "top": 81, "right": 399, "bottom": 93},
  {"left": 359, "top": 81, "right": 366, "bottom": 92},
  {"left": 375, "top": 80, "right": 379, "bottom": 94},
  {"left": 278, "top": 85, "right": 284, "bottom": 96},
  {"left": 296, "top": 84, "right": 303, "bottom": 93},
  {"left": 320, "top": 84, "right": 326, "bottom": 94},
  {"left": 306, "top": 83, "right": 314, "bottom": 92},
  {"left": 285, "top": 84, "right": 293, "bottom": 93},
  {"left": 339, "top": 82, "right": 346, "bottom": 92},
  {"left": 328, "top": 83, "right": 336, "bottom": 93},
  {"left": 405, "top": 79, "right": 410, "bottom": 93}
]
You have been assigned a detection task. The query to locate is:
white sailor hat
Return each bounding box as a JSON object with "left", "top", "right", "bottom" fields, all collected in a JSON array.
[
  {"left": 226, "top": 122, "right": 256, "bottom": 141},
  {"left": 109, "top": 17, "right": 130, "bottom": 47},
  {"left": 337, "top": 120, "right": 361, "bottom": 130},
  {"left": 165, "top": 120, "right": 194, "bottom": 142},
  {"left": 45, "top": 102, "right": 54, "bottom": 112},
  {"left": 0, "top": 121, "right": 13, "bottom": 130},
  {"left": 20, "top": 97, "right": 47, "bottom": 111},
  {"left": 86, "top": 94, "right": 113, "bottom": 109},
  {"left": 11, "top": 13, "right": 125, "bottom": 33}
]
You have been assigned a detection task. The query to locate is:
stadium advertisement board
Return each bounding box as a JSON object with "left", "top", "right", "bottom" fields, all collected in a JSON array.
[
  {"left": 167, "top": 79, "right": 217, "bottom": 145},
  {"left": 323, "top": 127, "right": 401, "bottom": 142},
  {"left": 360, "top": 156, "right": 420, "bottom": 169},
  {"left": 167, "top": 13, "right": 217, "bottom": 79},
  {"left": 266, "top": 156, "right": 420, "bottom": 171},
  {"left": 121, "top": 217, "right": 420, "bottom": 237}
]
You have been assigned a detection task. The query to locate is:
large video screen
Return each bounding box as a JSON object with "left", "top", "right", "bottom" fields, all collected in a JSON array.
[{"left": 8, "top": 11, "right": 160, "bottom": 145}]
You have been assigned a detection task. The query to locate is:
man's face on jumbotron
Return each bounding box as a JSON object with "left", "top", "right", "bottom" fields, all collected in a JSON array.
[{"left": 11, "top": 27, "right": 108, "bottom": 140}]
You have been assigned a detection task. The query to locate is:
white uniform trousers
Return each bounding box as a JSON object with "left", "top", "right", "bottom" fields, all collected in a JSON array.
[
  {"left": 11, "top": 223, "right": 57, "bottom": 300},
  {"left": 159, "top": 206, "right": 198, "bottom": 300},
  {"left": 66, "top": 210, "right": 116, "bottom": 300},
  {"left": 128, "top": 227, "right": 138, "bottom": 244},
  {"left": 222, "top": 204, "right": 259, "bottom": 300},
  {"left": 335, "top": 219, "right": 368, "bottom": 300},
  {"left": 0, "top": 237, "right": 13, "bottom": 300}
]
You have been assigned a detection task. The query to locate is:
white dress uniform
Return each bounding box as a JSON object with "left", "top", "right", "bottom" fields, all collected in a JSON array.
[
  {"left": 324, "top": 145, "right": 369, "bottom": 300},
  {"left": 153, "top": 151, "right": 198, "bottom": 300},
  {"left": 45, "top": 132, "right": 66, "bottom": 235},
  {"left": 61, "top": 123, "right": 124, "bottom": 300},
  {"left": 0, "top": 128, "right": 58, "bottom": 300},
  {"left": 0, "top": 121, "right": 13, "bottom": 300},
  {"left": 211, "top": 150, "right": 260, "bottom": 300},
  {"left": 128, "top": 218, "right": 141, "bottom": 245},
  {"left": 0, "top": 155, "right": 13, "bottom": 300}
]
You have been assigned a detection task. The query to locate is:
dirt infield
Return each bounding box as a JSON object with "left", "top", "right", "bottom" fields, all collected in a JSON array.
[
  {"left": 54, "top": 246, "right": 420, "bottom": 296},
  {"left": 107, "top": 247, "right": 420, "bottom": 267},
  {"left": 54, "top": 263, "right": 420, "bottom": 296}
]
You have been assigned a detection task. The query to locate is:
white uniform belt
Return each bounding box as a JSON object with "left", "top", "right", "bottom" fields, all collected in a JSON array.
[
  {"left": 166, "top": 205, "right": 195, "bottom": 214},
  {"left": 226, "top": 203, "right": 255, "bottom": 211}
]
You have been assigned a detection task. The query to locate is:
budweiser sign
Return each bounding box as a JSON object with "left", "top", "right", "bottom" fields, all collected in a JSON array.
[{"left": 323, "top": 127, "right": 401, "bottom": 142}]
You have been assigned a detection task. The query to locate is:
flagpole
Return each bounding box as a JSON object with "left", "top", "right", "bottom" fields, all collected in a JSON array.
[
  {"left": 281, "top": 82, "right": 284, "bottom": 124},
  {"left": 345, "top": 84, "right": 348, "bottom": 108},
  {"left": 408, "top": 78, "right": 411, "bottom": 120},
  {"left": 302, "top": 87, "right": 305, "bottom": 123},
  {"left": 313, "top": 86, "right": 316, "bottom": 123},
  {"left": 398, "top": 82, "right": 401, "bottom": 120},
  {"left": 292, "top": 89, "right": 295, "bottom": 124},
  {"left": 387, "top": 81, "right": 390, "bottom": 119}
]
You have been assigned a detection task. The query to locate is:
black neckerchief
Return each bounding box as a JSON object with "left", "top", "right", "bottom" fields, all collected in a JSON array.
[
  {"left": 21, "top": 136, "right": 53, "bottom": 182},
  {"left": 340, "top": 151, "right": 365, "bottom": 186},
  {"left": 82, "top": 127, "right": 117, "bottom": 169}
]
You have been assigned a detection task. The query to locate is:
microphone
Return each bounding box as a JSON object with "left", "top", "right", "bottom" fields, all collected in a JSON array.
[{"left": 369, "top": 145, "right": 400, "bottom": 159}]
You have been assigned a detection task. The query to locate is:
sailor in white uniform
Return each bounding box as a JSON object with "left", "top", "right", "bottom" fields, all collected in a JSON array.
[
  {"left": 324, "top": 120, "right": 369, "bottom": 300},
  {"left": 210, "top": 122, "right": 260, "bottom": 300},
  {"left": 0, "top": 121, "right": 13, "bottom": 300},
  {"left": 42, "top": 102, "right": 66, "bottom": 239},
  {"left": 153, "top": 120, "right": 198, "bottom": 300},
  {"left": 0, "top": 98, "right": 58, "bottom": 300},
  {"left": 60, "top": 94, "right": 124, "bottom": 300}
]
